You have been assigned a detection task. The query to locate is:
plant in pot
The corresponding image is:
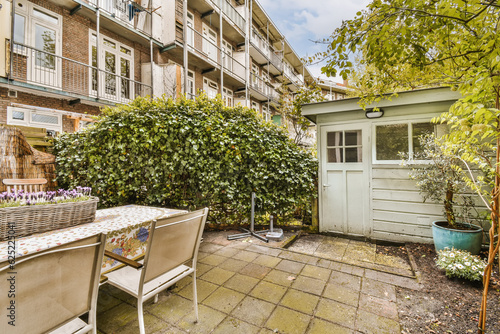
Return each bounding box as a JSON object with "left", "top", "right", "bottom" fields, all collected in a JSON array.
[{"left": 402, "top": 134, "right": 484, "bottom": 254}]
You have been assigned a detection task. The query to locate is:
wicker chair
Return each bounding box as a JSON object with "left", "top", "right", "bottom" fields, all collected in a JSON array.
[
  {"left": 3, "top": 178, "right": 47, "bottom": 194},
  {"left": 0, "top": 233, "right": 107, "bottom": 334},
  {"left": 105, "top": 208, "right": 209, "bottom": 334}
]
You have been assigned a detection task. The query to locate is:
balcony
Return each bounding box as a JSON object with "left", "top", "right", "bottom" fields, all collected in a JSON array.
[
  {"left": 185, "top": 26, "right": 245, "bottom": 84},
  {"left": 249, "top": 73, "right": 279, "bottom": 102},
  {"left": 85, "top": 0, "right": 152, "bottom": 36},
  {"left": 210, "top": 0, "right": 246, "bottom": 33},
  {"left": 9, "top": 42, "right": 152, "bottom": 104},
  {"left": 283, "top": 66, "right": 304, "bottom": 89},
  {"left": 249, "top": 29, "right": 283, "bottom": 74}
]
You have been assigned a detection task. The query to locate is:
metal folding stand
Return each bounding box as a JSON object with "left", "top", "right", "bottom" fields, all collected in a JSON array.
[{"left": 227, "top": 192, "right": 269, "bottom": 243}]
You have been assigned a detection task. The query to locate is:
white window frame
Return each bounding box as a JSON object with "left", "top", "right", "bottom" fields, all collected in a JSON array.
[
  {"left": 89, "top": 31, "right": 134, "bottom": 102},
  {"left": 187, "top": 70, "right": 195, "bottom": 99},
  {"left": 222, "top": 39, "right": 233, "bottom": 71},
  {"left": 203, "top": 77, "right": 219, "bottom": 99},
  {"left": 222, "top": 87, "right": 233, "bottom": 107},
  {"left": 186, "top": 11, "right": 194, "bottom": 48},
  {"left": 202, "top": 23, "right": 218, "bottom": 63},
  {"left": 372, "top": 118, "right": 445, "bottom": 164},
  {"left": 251, "top": 101, "right": 259, "bottom": 111},
  {"left": 14, "top": 2, "right": 62, "bottom": 88},
  {"left": 7, "top": 106, "right": 62, "bottom": 132},
  {"left": 262, "top": 104, "right": 270, "bottom": 121}
]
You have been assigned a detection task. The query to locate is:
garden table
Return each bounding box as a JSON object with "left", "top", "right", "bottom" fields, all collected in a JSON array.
[{"left": 0, "top": 205, "right": 187, "bottom": 273}]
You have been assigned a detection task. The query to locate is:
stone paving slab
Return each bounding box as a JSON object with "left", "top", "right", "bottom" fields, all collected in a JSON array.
[{"left": 96, "top": 231, "right": 422, "bottom": 334}]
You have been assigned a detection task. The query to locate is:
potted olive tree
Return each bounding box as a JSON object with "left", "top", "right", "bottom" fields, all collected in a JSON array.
[{"left": 403, "top": 134, "right": 484, "bottom": 254}]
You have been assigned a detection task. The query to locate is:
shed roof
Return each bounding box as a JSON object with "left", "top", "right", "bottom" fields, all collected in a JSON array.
[{"left": 302, "top": 87, "right": 461, "bottom": 123}]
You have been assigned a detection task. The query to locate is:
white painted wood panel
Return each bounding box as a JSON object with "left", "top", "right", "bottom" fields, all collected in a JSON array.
[
  {"left": 372, "top": 189, "right": 425, "bottom": 202},
  {"left": 372, "top": 200, "right": 444, "bottom": 215},
  {"left": 373, "top": 220, "right": 433, "bottom": 237},
  {"left": 373, "top": 210, "right": 442, "bottom": 226},
  {"left": 346, "top": 171, "right": 364, "bottom": 234},
  {"left": 372, "top": 178, "right": 417, "bottom": 191}
]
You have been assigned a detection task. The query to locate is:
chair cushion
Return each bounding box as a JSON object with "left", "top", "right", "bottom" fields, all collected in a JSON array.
[{"left": 106, "top": 264, "right": 194, "bottom": 298}]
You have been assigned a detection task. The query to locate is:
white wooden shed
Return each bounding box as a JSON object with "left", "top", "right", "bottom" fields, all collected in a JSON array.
[{"left": 302, "top": 87, "right": 462, "bottom": 243}]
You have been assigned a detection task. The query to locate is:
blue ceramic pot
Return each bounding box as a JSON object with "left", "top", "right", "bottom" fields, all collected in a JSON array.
[{"left": 432, "top": 220, "right": 483, "bottom": 255}]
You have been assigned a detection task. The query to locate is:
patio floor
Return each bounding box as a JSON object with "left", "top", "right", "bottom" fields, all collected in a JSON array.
[{"left": 96, "top": 231, "right": 422, "bottom": 334}]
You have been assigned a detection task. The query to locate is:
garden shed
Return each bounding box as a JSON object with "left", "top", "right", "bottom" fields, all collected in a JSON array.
[{"left": 302, "top": 87, "right": 462, "bottom": 243}]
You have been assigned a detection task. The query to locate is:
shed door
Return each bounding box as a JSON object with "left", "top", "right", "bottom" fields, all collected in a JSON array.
[{"left": 320, "top": 124, "right": 370, "bottom": 236}]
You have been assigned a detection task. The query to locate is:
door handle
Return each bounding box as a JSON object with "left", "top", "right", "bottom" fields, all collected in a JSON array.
[{"left": 323, "top": 184, "right": 331, "bottom": 188}]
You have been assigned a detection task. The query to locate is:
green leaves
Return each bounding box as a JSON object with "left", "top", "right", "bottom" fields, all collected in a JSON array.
[{"left": 53, "top": 94, "right": 317, "bottom": 224}]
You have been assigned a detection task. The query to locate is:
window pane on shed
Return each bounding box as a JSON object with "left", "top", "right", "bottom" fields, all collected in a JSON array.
[
  {"left": 412, "top": 123, "right": 434, "bottom": 155},
  {"left": 345, "top": 130, "right": 361, "bottom": 146},
  {"left": 376, "top": 124, "right": 408, "bottom": 160},
  {"left": 327, "top": 131, "right": 342, "bottom": 147},
  {"left": 327, "top": 148, "right": 343, "bottom": 163},
  {"left": 345, "top": 147, "right": 362, "bottom": 162}
]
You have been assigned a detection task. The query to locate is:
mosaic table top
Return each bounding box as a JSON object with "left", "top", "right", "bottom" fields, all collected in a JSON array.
[{"left": 0, "top": 205, "right": 187, "bottom": 266}]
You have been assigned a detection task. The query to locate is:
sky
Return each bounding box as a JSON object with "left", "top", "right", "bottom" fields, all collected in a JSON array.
[{"left": 259, "top": 0, "right": 370, "bottom": 83}]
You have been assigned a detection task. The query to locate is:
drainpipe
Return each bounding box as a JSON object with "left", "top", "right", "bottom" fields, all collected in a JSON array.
[
  {"left": 219, "top": 4, "right": 223, "bottom": 97},
  {"left": 150, "top": 1, "right": 153, "bottom": 99},
  {"left": 9, "top": 0, "right": 15, "bottom": 80},
  {"left": 245, "top": 0, "right": 251, "bottom": 107},
  {"left": 266, "top": 20, "right": 270, "bottom": 114},
  {"left": 96, "top": 0, "right": 100, "bottom": 100},
  {"left": 183, "top": 0, "right": 188, "bottom": 96}
]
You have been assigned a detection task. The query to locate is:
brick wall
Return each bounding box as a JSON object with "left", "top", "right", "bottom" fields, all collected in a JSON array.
[{"left": 0, "top": 87, "right": 101, "bottom": 133}]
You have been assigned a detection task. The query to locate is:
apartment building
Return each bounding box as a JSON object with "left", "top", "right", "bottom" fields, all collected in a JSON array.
[
  {"left": 318, "top": 79, "right": 348, "bottom": 101},
  {"left": 153, "top": 0, "right": 313, "bottom": 123},
  {"left": 0, "top": 0, "right": 313, "bottom": 134}
]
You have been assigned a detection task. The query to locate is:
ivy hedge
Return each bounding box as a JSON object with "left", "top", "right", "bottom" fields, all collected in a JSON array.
[{"left": 53, "top": 95, "right": 317, "bottom": 224}]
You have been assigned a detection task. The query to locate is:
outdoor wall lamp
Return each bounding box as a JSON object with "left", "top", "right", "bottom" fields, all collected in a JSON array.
[{"left": 365, "top": 108, "right": 384, "bottom": 119}]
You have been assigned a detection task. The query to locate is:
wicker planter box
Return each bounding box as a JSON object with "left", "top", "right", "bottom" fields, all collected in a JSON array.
[{"left": 0, "top": 197, "right": 99, "bottom": 241}]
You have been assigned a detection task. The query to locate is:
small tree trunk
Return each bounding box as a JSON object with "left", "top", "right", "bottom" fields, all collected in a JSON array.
[
  {"left": 478, "top": 91, "right": 500, "bottom": 334},
  {"left": 444, "top": 183, "right": 455, "bottom": 226}
]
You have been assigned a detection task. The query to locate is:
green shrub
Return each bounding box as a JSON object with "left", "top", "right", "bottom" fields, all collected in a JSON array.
[
  {"left": 53, "top": 95, "right": 317, "bottom": 224},
  {"left": 435, "top": 248, "right": 487, "bottom": 282}
]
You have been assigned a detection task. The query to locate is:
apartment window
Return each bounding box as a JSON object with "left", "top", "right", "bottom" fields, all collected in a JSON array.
[
  {"left": 187, "top": 70, "right": 195, "bottom": 99},
  {"left": 202, "top": 24, "right": 218, "bottom": 63},
  {"left": 251, "top": 101, "right": 259, "bottom": 111},
  {"left": 90, "top": 32, "right": 134, "bottom": 101},
  {"left": 374, "top": 121, "right": 445, "bottom": 162},
  {"left": 222, "top": 87, "right": 233, "bottom": 107},
  {"left": 263, "top": 72, "right": 271, "bottom": 96},
  {"left": 14, "top": 2, "right": 62, "bottom": 87},
  {"left": 262, "top": 104, "right": 271, "bottom": 121},
  {"left": 222, "top": 40, "right": 233, "bottom": 71},
  {"left": 203, "top": 78, "right": 218, "bottom": 99},
  {"left": 187, "top": 12, "right": 194, "bottom": 48},
  {"left": 7, "top": 106, "right": 62, "bottom": 132},
  {"left": 251, "top": 63, "right": 260, "bottom": 89}
]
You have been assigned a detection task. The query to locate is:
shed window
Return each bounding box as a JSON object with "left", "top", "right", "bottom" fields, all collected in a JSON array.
[
  {"left": 374, "top": 122, "right": 440, "bottom": 162},
  {"left": 326, "top": 130, "right": 362, "bottom": 163}
]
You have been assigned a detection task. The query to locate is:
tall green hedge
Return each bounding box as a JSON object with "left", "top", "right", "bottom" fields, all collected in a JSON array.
[{"left": 53, "top": 95, "right": 317, "bottom": 224}]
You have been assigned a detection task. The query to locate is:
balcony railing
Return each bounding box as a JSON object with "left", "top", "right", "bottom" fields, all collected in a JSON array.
[
  {"left": 250, "top": 73, "right": 279, "bottom": 100},
  {"left": 187, "top": 26, "right": 245, "bottom": 82},
  {"left": 250, "top": 29, "right": 283, "bottom": 72},
  {"left": 86, "top": 0, "right": 152, "bottom": 36},
  {"left": 211, "top": 0, "right": 246, "bottom": 32},
  {"left": 9, "top": 42, "right": 152, "bottom": 104},
  {"left": 283, "top": 66, "right": 304, "bottom": 87}
]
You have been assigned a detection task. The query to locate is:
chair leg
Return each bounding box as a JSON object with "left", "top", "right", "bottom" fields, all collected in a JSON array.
[
  {"left": 193, "top": 273, "right": 198, "bottom": 323},
  {"left": 154, "top": 294, "right": 159, "bottom": 304},
  {"left": 137, "top": 298, "right": 146, "bottom": 334}
]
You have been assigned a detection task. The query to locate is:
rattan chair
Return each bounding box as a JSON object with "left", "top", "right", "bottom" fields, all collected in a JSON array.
[
  {"left": 105, "top": 208, "right": 209, "bottom": 334},
  {"left": 0, "top": 233, "right": 106, "bottom": 334},
  {"left": 3, "top": 178, "right": 47, "bottom": 193}
]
